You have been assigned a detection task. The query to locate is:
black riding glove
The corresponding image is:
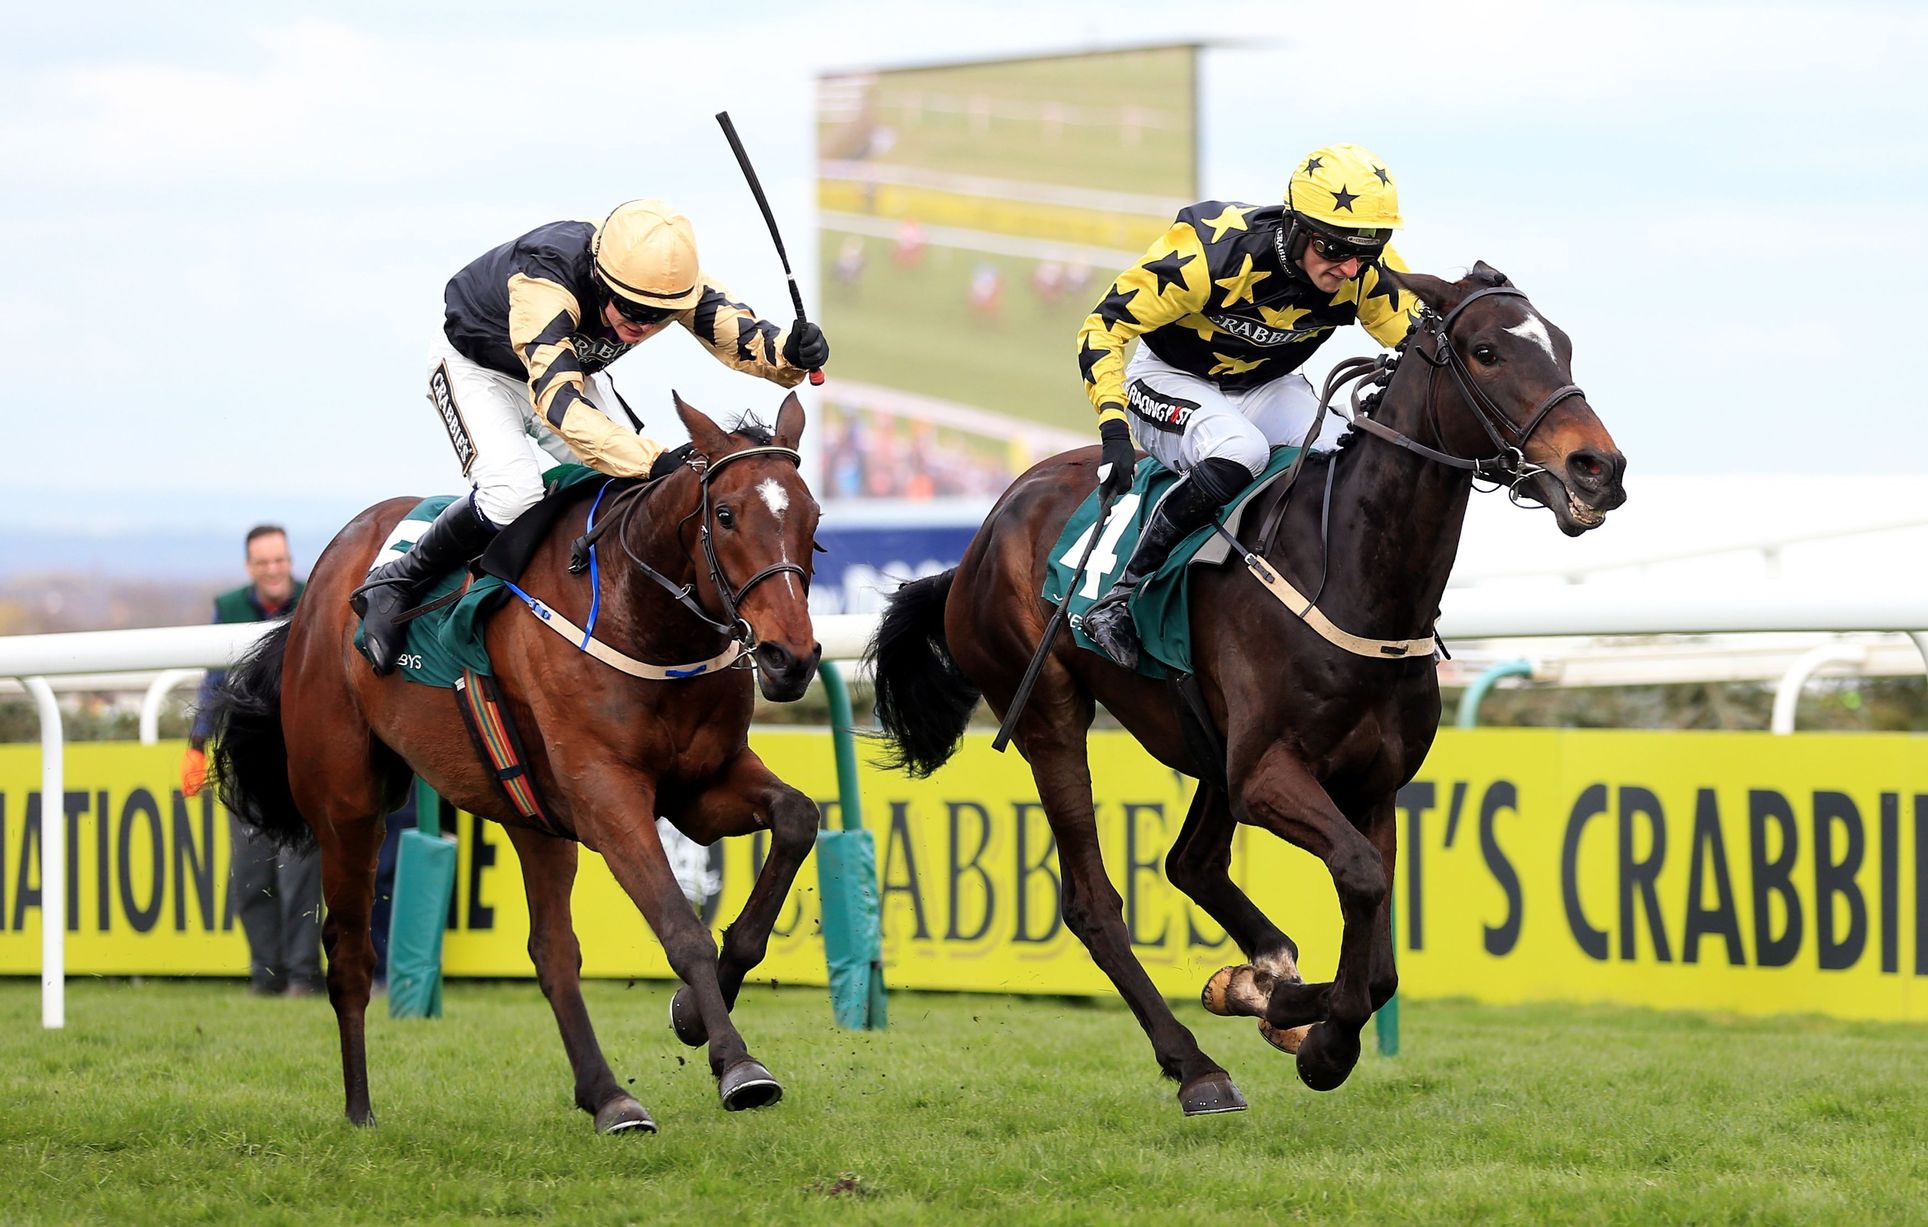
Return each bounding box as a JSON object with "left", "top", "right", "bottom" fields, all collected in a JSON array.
[
  {"left": 1096, "top": 417, "right": 1135, "bottom": 497},
  {"left": 783, "top": 320, "right": 830, "bottom": 370}
]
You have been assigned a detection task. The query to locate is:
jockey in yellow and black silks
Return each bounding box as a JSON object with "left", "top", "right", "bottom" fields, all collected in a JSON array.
[
  {"left": 352, "top": 199, "right": 832, "bottom": 675},
  {"left": 1076, "top": 144, "right": 1421, "bottom": 669}
]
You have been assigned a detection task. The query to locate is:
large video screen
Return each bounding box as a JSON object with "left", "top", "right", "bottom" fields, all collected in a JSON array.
[{"left": 816, "top": 46, "right": 1198, "bottom": 502}]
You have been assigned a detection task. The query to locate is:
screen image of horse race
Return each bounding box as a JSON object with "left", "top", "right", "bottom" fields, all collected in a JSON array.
[
  {"left": 2, "top": 6, "right": 1926, "bottom": 1225},
  {"left": 815, "top": 47, "right": 1196, "bottom": 500}
]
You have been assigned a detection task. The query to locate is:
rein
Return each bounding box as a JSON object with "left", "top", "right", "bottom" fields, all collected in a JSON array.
[{"left": 507, "top": 444, "right": 804, "bottom": 679}]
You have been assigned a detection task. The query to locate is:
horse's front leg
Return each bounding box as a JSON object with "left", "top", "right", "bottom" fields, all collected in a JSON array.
[
  {"left": 659, "top": 748, "right": 820, "bottom": 1048},
  {"left": 501, "top": 826, "right": 655, "bottom": 1134},
  {"left": 1235, "top": 743, "right": 1389, "bottom": 1091},
  {"left": 575, "top": 771, "right": 783, "bottom": 1113},
  {"left": 1362, "top": 795, "right": 1400, "bottom": 1014},
  {"left": 1167, "top": 782, "right": 1317, "bottom": 1028}
]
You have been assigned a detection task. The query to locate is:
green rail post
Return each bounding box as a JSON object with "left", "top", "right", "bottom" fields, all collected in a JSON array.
[
  {"left": 814, "top": 660, "right": 887, "bottom": 1029},
  {"left": 387, "top": 777, "right": 456, "bottom": 1019},
  {"left": 1374, "top": 892, "right": 1400, "bottom": 1056},
  {"left": 1456, "top": 659, "right": 1533, "bottom": 728}
]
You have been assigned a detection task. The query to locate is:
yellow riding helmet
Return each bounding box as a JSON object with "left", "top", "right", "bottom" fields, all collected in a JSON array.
[
  {"left": 593, "top": 199, "right": 702, "bottom": 312},
  {"left": 1285, "top": 144, "right": 1403, "bottom": 242}
]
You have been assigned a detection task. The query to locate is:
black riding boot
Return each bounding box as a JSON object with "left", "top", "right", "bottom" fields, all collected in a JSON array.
[
  {"left": 350, "top": 496, "right": 497, "bottom": 675},
  {"left": 1081, "top": 457, "right": 1251, "bottom": 670}
]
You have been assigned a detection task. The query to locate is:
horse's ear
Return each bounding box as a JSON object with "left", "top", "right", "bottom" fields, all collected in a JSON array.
[
  {"left": 772, "top": 391, "right": 805, "bottom": 451},
  {"left": 674, "top": 390, "right": 730, "bottom": 459},
  {"left": 1383, "top": 266, "right": 1472, "bottom": 318},
  {"left": 1469, "top": 260, "right": 1512, "bottom": 287}
]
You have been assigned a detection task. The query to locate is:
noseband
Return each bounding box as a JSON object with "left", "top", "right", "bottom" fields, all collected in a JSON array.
[{"left": 1341, "top": 286, "right": 1586, "bottom": 501}]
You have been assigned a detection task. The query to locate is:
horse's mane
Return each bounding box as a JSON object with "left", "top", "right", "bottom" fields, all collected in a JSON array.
[
  {"left": 646, "top": 413, "right": 776, "bottom": 481},
  {"left": 1325, "top": 262, "right": 1509, "bottom": 458}
]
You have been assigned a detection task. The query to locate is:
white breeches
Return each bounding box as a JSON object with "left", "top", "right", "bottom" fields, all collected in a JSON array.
[
  {"left": 1122, "top": 343, "right": 1350, "bottom": 477},
  {"left": 426, "top": 335, "right": 626, "bottom": 526}
]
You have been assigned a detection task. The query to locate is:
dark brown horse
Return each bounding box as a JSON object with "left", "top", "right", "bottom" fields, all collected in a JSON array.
[
  {"left": 211, "top": 394, "right": 823, "bottom": 1133},
  {"left": 867, "top": 265, "right": 1626, "bottom": 1114}
]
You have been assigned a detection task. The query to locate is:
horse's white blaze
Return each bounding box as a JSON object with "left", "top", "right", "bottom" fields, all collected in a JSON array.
[
  {"left": 753, "top": 479, "right": 802, "bottom": 596},
  {"left": 1508, "top": 312, "right": 1556, "bottom": 360},
  {"left": 757, "top": 478, "right": 789, "bottom": 518}
]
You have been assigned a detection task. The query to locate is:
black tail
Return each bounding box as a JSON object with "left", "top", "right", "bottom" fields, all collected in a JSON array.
[
  {"left": 207, "top": 621, "right": 313, "bottom": 850},
  {"left": 865, "top": 569, "right": 980, "bottom": 778}
]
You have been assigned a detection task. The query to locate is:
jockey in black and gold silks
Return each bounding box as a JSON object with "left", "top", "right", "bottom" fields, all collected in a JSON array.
[
  {"left": 1076, "top": 144, "right": 1421, "bottom": 671},
  {"left": 442, "top": 212, "right": 809, "bottom": 478},
  {"left": 351, "top": 198, "right": 832, "bottom": 676}
]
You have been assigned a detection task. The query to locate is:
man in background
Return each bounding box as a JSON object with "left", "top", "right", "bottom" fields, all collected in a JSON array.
[{"left": 180, "top": 525, "right": 323, "bottom": 996}]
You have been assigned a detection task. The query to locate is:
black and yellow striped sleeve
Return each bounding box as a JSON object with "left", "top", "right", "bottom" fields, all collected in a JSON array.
[
  {"left": 1077, "top": 221, "right": 1212, "bottom": 425},
  {"left": 506, "top": 272, "right": 660, "bottom": 476},
  {"left": 1354, "top": 244, "right": 1423, "bottom": 348},
  {"left": 681, "top": 277, "right": 806, "bottom": 388}
]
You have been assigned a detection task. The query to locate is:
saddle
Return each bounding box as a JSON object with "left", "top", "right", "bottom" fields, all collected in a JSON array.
[
  {"left": 1042, "top": 446, "right": 1303, "bottom": 679},
  {"left": 347, "top": 464, "right": 627, "bottom": 840},
  {"left": 351, "top": 465, "right": 614, "bottom": 688}
]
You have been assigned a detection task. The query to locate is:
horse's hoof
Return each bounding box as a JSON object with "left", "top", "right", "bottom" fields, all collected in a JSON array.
[
  {"left": 1259, "top": 1020, "right": 1310, "bottom": 1054},
  {"left": 1201, "top": 967, "right": 1240, "bottom": 1016},
  {"left": 346, "top": 1108, "right": 378, "bottom": 1129},
  {"left": 1294, "top": 1023, "right": 1361, "bottom": 1092},
  {"left": 718, "top": 1059, "right": 783, "bottom": 1111},
  {"left": 594, "top": 1094, "right": 657, "bottom": 1135},
  {"left": 1202, "top": 965, "right": 1273, "bottom": 1018},
  {"left": 669, "top": 986, "right": 707, "bottom": 1048},
  {"left": 1177, "top": 1071, "right": 1248, "bottom": 1116}
]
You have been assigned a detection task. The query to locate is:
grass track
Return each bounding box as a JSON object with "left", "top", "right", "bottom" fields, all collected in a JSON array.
[{"left": 3, "top": 981, "right": 1924, "bottom": 1224}]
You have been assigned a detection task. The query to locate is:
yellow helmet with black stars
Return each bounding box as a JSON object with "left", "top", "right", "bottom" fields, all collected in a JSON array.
[{"left": 1282, "top": 144, "right": 1402, "bottom": 264}]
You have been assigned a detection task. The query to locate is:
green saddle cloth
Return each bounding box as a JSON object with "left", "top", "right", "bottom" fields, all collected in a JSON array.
[
  {"left": 1042, "top": 446, "right": 1301, "bottom": 678},
  {"left": 354, "top": 465, "right": 605, "bottom": 688}
]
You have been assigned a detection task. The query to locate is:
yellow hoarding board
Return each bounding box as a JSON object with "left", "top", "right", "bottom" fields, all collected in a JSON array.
[{"left": 1, "top": 731, "right": 1921, "bottom": 1020}]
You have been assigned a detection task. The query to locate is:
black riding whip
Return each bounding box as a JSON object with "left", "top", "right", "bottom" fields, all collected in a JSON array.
[
  {"left": 992, "top": 488, "right": 1119, "bottom": 753},
  {"left": 715, "top": 111, "right": 824, "bottom": 386}
]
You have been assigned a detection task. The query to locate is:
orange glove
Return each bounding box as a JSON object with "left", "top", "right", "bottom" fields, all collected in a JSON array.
[{"left": 181, "top": 746, "right": 208, "bottom": 798}]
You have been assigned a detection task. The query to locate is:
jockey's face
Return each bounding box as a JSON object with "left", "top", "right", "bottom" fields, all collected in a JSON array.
[
  {"left": 244, "top": 532, "right": 295, "bottom": 606},
  {"left": 602, "top": 300, "right": 674, "bottom": 344},
  {"left": 1298, "top": 240, "right": 1368, "bottom": 294}
]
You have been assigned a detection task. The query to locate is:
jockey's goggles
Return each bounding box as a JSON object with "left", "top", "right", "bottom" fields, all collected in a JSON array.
[
  {"left": 608, "top": 295, "right": 680, "bottom": 327},
  {"left": 1306, "top": 233, "right": 1385, "bottom": 265}
]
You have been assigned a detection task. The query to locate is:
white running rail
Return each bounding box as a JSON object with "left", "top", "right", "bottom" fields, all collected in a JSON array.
[{"left": 6, "top": 590, "right": 1928, "bottom": 1030}]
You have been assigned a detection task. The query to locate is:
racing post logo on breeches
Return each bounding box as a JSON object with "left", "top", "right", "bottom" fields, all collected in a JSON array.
[
  {"left": 430, "top": 362, "right": 477, "bottom": 475},
  {"left": 1125, "top": 379, "right": 1199, "bottom": 434}
]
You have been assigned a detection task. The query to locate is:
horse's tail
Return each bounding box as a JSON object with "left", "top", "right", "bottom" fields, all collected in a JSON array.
[
  {"left": 207, "top": 621, "right": 313, "bottom": 850},
  {"left": 866, "top": 569, "right": 979, "bottom": 778}
]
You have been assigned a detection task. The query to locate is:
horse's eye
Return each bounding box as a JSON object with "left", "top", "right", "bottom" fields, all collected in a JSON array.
[
  {"left": 1472, "top": 344, "right": 1499, "bottom": 366},
  {"left": 715, "top": 505, "right": 735, "bottom": 529}
]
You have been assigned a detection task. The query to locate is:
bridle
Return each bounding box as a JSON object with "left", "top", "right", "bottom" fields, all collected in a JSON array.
[
  {"left": 1337, "top": 285, "right": 1586, "bottom": 502},
  {"left": 1223, "top": 283, "right": 1589, "bottom": 662},
  {"left": 587, "top": 444, "right": 807, "bottom": 650}
]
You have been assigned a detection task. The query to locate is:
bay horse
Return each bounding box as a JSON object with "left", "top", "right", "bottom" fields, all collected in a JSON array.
[
  {"left": 867, "top": 265, "right": 1626, "bottom": 1114},
  {"left": 211, "top": 393, "right": 823, "bottom": 1133}
]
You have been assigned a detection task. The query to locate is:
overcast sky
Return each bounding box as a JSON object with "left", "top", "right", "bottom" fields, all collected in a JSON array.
[{"left": 4, "top": 0, "right": 1923, "bottom": 545}]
